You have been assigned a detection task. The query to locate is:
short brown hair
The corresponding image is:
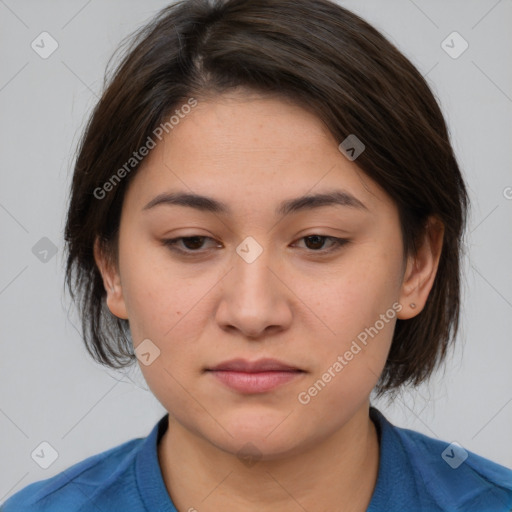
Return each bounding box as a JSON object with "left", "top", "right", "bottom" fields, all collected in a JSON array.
[{"left": 64, "top": 0, "right": 469, "bottom": 398}]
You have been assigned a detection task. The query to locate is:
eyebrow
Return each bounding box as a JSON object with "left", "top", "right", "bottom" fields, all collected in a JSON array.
[{"left": 142, "top": 189, "right": 368, "bottom": 216}]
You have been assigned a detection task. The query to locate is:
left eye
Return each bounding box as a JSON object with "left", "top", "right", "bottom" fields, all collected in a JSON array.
[
  {"left": 162, "top": 235, "right": 349, "bottom": 255},
  {"left": 295, "top": 235, "right": 349, "bottom": 252}
]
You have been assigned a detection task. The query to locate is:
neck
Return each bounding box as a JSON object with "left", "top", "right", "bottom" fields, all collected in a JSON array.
[{"left": 158, "top": 404, "right": 379, "bottom": 512}]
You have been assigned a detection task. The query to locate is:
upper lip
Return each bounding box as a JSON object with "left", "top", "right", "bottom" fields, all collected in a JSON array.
[{"left": 207, "top": 358, "right": 303, "bottom": 372}]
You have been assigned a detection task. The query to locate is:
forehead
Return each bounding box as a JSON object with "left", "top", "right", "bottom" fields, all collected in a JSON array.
[{"left": 122, "top": 93, "right": 394, "bottom": 218}]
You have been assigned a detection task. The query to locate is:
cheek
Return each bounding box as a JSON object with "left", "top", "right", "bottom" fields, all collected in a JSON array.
[
  {"left": 301, "top": 245, "right": 402, "bottom": 382},
  {"left": 296, "top": 285, "right": 398, "bottom": 419},
  {"left": 124, "top": 267, "right": 208, "bottom": 346},
  {"left": 121, "top": 255, "right": 217, "bottom": 416},
  {"left": 318, "top": 249, "right": 402, "bottom": 333}
]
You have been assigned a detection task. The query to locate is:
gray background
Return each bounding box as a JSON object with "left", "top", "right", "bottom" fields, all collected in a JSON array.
[{"left": 1, "top": 0, "right": 511, "bottom": 503}]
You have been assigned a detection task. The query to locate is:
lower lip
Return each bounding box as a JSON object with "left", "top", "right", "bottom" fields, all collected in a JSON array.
[{"left": 208, "top": 370, "right": 303, "bottom": 393}]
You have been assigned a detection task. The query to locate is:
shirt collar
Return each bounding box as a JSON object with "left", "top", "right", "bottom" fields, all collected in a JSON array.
[
  {"left": 135, "top": 413, "right": 177, "bottom": 512},
  {"left": 135, "top": 407, "right": 412, "bottom": 511},
  {"left": 367, "top": 406, "right": 420, "bottom": 510}
]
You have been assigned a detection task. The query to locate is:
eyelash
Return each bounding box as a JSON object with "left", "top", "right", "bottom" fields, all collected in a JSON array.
[{"left": 161, "top": 235, "right": 350, "bottom": 257}]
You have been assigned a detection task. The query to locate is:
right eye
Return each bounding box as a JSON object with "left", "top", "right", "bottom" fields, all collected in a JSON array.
[{"left": 161, "top": 236, "right": 222, "bottom": 255}]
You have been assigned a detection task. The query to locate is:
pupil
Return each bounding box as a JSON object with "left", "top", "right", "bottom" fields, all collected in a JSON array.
[
  {"left": 184, "top": 236, "right": 204, "bottom": 249},
  {"left": 306, "top": 235, "right": 324, "bottom": 250}
]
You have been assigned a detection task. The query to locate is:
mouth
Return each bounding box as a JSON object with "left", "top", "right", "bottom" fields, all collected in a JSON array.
[{"left": 205, "top": 358, "right": 306, "bottom": 394}]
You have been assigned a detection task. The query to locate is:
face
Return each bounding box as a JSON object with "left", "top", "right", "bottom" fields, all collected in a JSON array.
[{"left": 95, "top": 90, "right": 439, "bottom": 459}]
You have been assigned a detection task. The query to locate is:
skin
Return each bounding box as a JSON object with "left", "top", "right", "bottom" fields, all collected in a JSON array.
[{"left": 94, "top": 89, "right": 444, "bottom": 512}]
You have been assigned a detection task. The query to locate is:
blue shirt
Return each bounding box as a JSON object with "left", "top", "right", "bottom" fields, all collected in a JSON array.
[{"left": 2, "top": 407, "right": 511, "bottom": 511}]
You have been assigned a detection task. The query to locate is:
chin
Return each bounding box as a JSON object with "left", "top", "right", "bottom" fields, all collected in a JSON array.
[
  {"left": 204, "top": 413, "right": 310, "bottom": 460},
  {"left": 215, "top": 432, "right": 306, "bottom": 463}
]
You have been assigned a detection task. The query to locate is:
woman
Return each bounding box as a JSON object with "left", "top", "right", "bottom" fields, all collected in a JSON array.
[{"left": 3, "top": 0, "right": 511, "bottom": 510}]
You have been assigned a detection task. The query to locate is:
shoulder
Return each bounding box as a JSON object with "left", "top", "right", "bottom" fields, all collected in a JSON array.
[
  {"left": 376, "top": 408, "right": 512, "bottom": 511},
  {"left": 1, "top": 437, "right": 143, "bottom": 512}
]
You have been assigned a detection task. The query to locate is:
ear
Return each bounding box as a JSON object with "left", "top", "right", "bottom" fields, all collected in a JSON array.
[
  {"left": 93, "top": 237, "right": 129, "bottom": 320},
  {"left": 397, "top": 215, "right": 444, "bottom": 320}
]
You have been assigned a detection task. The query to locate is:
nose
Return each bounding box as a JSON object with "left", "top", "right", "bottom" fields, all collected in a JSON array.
[{"left": 214, "top": 244, "right": 293, "bottom": 339}]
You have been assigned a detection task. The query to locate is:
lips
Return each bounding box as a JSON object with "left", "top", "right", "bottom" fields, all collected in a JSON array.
[
  {"left": 206, "top": 358, "right": 305, "bottom": 393},
  {"left": 207, "top": 357, "right": 303, "bottom": 373}
]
